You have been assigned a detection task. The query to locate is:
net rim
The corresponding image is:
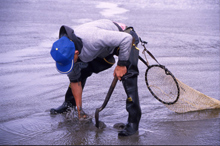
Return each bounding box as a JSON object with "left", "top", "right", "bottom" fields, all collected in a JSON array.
[{"left": 145, "top": 64, "right": 180, "bottom": 105}]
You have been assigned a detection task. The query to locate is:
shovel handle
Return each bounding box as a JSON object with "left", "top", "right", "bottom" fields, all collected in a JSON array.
[{"left": 95, "top": 76, "right": 118, "bottom": 128}]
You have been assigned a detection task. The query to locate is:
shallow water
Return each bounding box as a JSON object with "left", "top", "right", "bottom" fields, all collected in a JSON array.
[{"left": 0, "top": 0, "right": 219, "bottom": 145}]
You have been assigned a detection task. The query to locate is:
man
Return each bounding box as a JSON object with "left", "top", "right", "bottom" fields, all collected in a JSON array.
[{"left": 50, "top": 19, "right": 141, "bottom": 136}]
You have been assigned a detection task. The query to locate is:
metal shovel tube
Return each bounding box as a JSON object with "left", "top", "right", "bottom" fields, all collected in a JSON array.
[{"left": 95, "top": 76, "right": 118, "bottom": 128}]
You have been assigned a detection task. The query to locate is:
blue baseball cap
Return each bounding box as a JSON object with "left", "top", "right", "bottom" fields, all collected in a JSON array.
[{"left": 50, "top": 36, "right": 75, "bottom": 74}]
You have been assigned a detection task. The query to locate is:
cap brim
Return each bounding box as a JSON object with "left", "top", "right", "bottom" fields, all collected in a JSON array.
[{"left": 56, "top": 60, "right": 74, "bottom": 74}]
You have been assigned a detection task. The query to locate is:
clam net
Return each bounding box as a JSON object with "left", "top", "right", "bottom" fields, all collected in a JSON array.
[{"left": 164, "top": 79, "right": 220, "bottom": 113}]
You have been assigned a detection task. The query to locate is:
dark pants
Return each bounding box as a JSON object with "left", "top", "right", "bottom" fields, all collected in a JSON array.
[{"left": 64, "top": 55, "right": 115, "bottom": 105}]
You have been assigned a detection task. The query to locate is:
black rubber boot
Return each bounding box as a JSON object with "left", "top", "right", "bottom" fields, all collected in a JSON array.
[
  {"left": 118, "top": 43, "right": 141, "bottom": 136},
  {"left": 118, "top": 76, "right": 142, "bottom": 136},
  {"left": 118, "top": 122, "right": 139, "bottom": 136},
  {"left": 50, "top": 86, "right": 76, "bottom": 114}
]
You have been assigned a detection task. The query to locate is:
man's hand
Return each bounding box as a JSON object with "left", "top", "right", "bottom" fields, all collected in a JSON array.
[{"left": 113, "top": 65, "right": 127, "bottom": 80}]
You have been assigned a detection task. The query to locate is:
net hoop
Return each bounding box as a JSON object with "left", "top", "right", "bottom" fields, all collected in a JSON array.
[{"left": 145, "top": 65, "right": 180, "bottom": 105}]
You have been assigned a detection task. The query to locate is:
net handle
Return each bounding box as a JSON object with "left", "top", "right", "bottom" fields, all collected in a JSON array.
[{"left": 139, "top": 37, "right": 160, "bottom": 66}]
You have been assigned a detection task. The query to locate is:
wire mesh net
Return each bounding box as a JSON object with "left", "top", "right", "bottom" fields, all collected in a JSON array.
[
  {"left": 146, "top": 66, "right": 179, "bottom": 104},
  {"left": 164, "top": 79, "right": 220, "bottom": 113},
  {"left": 146, "top": 65, "right": 220, "bottom": 113}
]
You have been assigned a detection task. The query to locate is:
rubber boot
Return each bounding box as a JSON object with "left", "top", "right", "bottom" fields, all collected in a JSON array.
[
  {"left": 118, "top": 76, "right": 141, "bottom": 136},
  {"left": 50, "top": 86, "right": 76, "bottom": 114},
  {"left": 50, "top": 79, "right": 87, "bottom": 114},
  {"left": 118, "top": 42, "right": 141, "bottom": 136}
]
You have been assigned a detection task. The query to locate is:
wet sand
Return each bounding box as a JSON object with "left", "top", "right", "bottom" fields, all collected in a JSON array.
[{"left": 0, "top": 0, "right": 219, "bottom": 145}]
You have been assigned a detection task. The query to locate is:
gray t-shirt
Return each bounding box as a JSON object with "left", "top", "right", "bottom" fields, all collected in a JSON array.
[
  {"left": 74, "top": 19, "right": 132, "bottom": 63},
  {"left": 68, "top": 19, "right": 133, "bottom": 82}
]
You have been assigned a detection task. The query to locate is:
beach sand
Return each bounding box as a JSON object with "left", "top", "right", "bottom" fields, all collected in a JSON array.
[{"left": 0, "top": 0, "right": 219, "bottom": 145}]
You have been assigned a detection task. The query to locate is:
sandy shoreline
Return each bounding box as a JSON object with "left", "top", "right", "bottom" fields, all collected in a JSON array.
[{"left": 0, "top": 0, "right": 219, "bottom": 145}]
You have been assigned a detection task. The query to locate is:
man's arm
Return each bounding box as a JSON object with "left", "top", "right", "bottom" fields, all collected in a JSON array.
[{"left": 70, "top": 81, "right": 87, "bottom": 119}]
